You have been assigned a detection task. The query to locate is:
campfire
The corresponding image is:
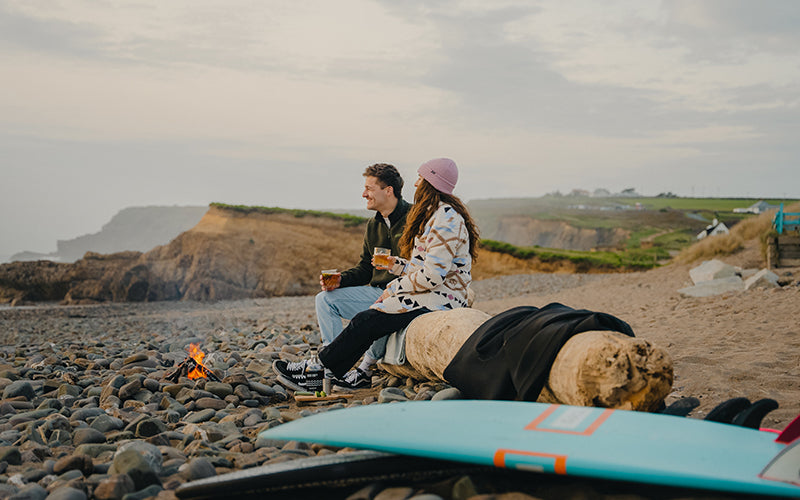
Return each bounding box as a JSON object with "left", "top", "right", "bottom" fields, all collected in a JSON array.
[{"left": 166, "top": 343, "right": 220, "bottom": 382}]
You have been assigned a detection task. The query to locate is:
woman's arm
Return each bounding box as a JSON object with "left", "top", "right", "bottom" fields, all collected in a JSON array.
[{"left": 385, "top": 205, "right": 465, "bottom": 296}]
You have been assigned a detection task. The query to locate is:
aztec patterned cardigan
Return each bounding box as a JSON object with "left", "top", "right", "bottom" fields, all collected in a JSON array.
[{"left": 371, "top": 202, "right": 472, "bottom": 314}]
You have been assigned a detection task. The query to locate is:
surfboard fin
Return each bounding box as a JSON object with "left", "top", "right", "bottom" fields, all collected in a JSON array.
[
  {"left": 705, "top": 397, "right": 752, "bottom": 424},
  {"left": 659, "top": 397, "right": 700, "bottom": 417},
  {"left": 705, "top": 397, "right": 779, "bottom": 429},
  {"left": 732, "top": 398, "right": 779, "bottom": 429}
]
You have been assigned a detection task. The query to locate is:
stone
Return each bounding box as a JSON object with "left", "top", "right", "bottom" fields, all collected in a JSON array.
[
  {"left": 43, "top": 487, "right": 87, "bottom": 500},
  {"left": 179, "top": 457, "right": 217, "bottom": 480},
  {"left": 3, "top": 380, "right": 35, "bottom": 400},
  {"left": 53, "top": 454, "right": 94, "bottom": 476},
  {"left": 0, "top": 446, "right": 21, "bottom": 465},
  {"left": 8, "top": 483, "right": 47, "bottom": 500},
  {"left": 109, "top": 449, "right": 161, "bottom": 491},
  {"left": 194, "top": 397, "right": 227, "bottom": 411},
  {"left": 678, "top": 276, "right": 744, "bottom": 297},
  {"left": 117, "top": 484, "right": 162, "bottom": 500},
  {"left": 745, "top": 269, "right": 780, "bottom": 290},
  {"left": 93, "top": 474, "right": 135, "bottom": 500},
  {"left": 117, "top": 380, "right": 142, "bottom": 401},
  {"left": 184, "top": 409, "right": 216, "bottom": 424},
  {"left": 134, "top": 418, "right": 167, "bottom": 438},
  {"left": 204, "top": 382, "right": 233, "bottom": 399},
  {"left": 431, "top": 388, "right": 462, "bottom": 401},
  {"left": 378, "top": 388, "right": 409, "bottom": 404},
  {"left": 90, "top": 415, "right": 124, "bottom": 433},
  {"left": 115, "top": 441, "right": 163, "bottom": 474},
  {"left": 72, "top": 428, "right": 106, "bottom": 446},
  {"left": 373, "top": 487, "right": 416, "bottom": 500},
  {"left": 689, "top": 259, "right": 738, "bottom": 284},
  {"left": 540, "top": 330, "right": 673, "bottom": 412}
]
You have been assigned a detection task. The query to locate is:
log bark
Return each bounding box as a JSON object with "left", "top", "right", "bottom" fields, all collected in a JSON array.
[{"left": 379, "top": 308, "right": 673, "bottom": 411}]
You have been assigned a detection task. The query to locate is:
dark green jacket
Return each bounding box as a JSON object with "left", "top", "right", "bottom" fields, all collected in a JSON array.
[{"left": 340, "top": 198, "right": 411, "bottom": 289}]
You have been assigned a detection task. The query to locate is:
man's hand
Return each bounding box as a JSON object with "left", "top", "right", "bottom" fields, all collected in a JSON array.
[{"left": 320, "top": 272, "right": 341, "bottom": 292}]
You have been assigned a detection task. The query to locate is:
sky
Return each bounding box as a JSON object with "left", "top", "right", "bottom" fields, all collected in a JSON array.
[{"left": 1, "top": 1, "right": 799, "bottom": 261}]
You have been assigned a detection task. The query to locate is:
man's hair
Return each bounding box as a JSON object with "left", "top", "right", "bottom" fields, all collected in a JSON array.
[{"left": 364, "top": 163, "right": 403, "bottom": 200}]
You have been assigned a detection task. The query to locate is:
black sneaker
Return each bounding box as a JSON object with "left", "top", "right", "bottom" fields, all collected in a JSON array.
[
  {"left": 332, "top": 368, "right": 372, "bottom": 389},
  {"left": 272, "top": 359, "right": 308, "bottom": 391}
]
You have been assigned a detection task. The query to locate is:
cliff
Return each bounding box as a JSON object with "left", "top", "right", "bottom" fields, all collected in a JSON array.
[
  {"left": 9, "top": 206, "right": 207, "bottom": 263},
  {"left": 0, "top": 206, "right": 366, "bottom": 305}
]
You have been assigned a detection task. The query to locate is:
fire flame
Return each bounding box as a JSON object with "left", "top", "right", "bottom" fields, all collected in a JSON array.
[{"left": 187, "top": 343, "right": 208, "bottom": 380}]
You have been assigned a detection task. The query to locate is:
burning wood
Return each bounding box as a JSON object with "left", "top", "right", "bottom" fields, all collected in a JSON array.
[{"left": 166, "top": 343, "right": 220, "bottom": 382}]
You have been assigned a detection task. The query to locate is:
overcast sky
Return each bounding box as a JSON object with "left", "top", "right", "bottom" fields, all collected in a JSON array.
[{"left": 2, "top": 1, "right": 799, "bottom": 261}]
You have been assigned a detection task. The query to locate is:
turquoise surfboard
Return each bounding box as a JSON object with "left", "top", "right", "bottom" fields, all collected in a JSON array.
[{"left": 260, "top": 400, "right": 800, "bottom": 498}]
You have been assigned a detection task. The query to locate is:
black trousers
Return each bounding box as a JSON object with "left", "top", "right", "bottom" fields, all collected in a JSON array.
[{"left": 319, "top": 307, "right": 431, "bottom": 378}]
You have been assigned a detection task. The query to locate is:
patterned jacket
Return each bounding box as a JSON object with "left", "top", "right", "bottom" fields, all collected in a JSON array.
[{"left": 371, "top": 202, "right": 472, "bottom": 314}]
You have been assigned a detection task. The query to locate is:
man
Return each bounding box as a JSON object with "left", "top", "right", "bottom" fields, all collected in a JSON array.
[{"left": 274, "top": 163, "right": 410, "bottom": 390}]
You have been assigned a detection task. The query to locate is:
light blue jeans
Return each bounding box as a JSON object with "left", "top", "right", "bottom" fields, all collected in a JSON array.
[{"left": 315, "top": 285, "right": 387, "bottom": 361}]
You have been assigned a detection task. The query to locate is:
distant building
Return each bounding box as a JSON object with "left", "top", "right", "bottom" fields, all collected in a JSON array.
[
  {"left": 733, "top": 200, "right": 779, "bottom": 214},
  {"left": 696, "top": 219, "right": 730, "bottom": 240},
  {"left": 569, "top": 189, "right": 591, "bottom": 197}
]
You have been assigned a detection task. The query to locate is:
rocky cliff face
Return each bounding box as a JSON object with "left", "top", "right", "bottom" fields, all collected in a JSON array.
[
  {"left": 483, "top": 216, "right": 630, "bottom": 251},
  {"left": 9, "top": 206, "right": 207, "bottom": 263},
  {"left": 1, "top": 207, "right": 365, "bottom": 305}
]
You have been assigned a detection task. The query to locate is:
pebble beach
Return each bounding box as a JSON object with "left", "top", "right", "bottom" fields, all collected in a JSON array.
[{"left": 1, "top": 269, "right": 797, "bottom": 500}]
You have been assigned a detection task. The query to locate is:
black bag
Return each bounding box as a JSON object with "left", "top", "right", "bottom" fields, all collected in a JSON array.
[{"left": 443, "top": 303, "right": 634, "bottom": 401}]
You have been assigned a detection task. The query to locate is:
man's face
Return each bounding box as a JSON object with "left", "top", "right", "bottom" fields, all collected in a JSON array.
[{"left": 363, "top": 176, "right": 393, "bottom": 212}]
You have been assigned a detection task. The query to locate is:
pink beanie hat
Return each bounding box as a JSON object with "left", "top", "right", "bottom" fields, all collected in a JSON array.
[{"left": 418, "top": 158, "right": 458, "bottom": 195}]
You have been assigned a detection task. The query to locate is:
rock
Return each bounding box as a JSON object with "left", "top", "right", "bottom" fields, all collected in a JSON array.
[
  {"left": 43, "top": 487, "right": 87, "bottom": 500},
  {"left": 373, "top": 487, "right": 416, "bottom": 500},
  {"left": 378, "top": 388, "right": 409, "bottom": 404},
  {"left": 0, "top": 446, "right": 22, "bottom": 465},
  {"left": 114, "top": 441, "right": 163, "bottom": 475},
  {"left": 689, "top": 259, "right": 738, "bottom": 284},
  {"left": 109, "top": 449, "right": 161, "bottom": 490},
  {"left": 745, "top": 269, "right": 780, "bottom": 290},
  {"left": 431, "top": 388, "right": 462, "bottom": 401},
  {"left": 540, "top": 331, "right": 673, "bottom": 412},
  {"left": 134, "top": 418, "right": 167, "bottom": 438},
  {"left": 116, "top": 484, "right": 162, "bottom": 500},
  {"left": 204, "top": 382, "right": 233, "bottom": 399},
  {"left": 3, "top": 380, "right": 35, "bottom": 400},
  {"left": 194, "top": 397, "right": 228, "bottom": 411},
  {"left": 90, "top": 415, "right": 124, "bottom": 433},
  {"left": 52, "top": 454, "right": 94, "bottom": 476},
  {"left": 92, "top": 474, "right": 135, "bottom": 500},
  {"left": 72, "top": 428, "right": 106, "bottom": 446},
  {"left": 179, "top": 457, "right": 217, "bottom": 480},
  {"left": 117, "top": 380, "right": 142, "bottom": 401},
  {"left": 8, "top": 483, "right": 47, "bottom": 500},
  {"left": 678, "top": 276, "right": 744, "bottom": 297}
]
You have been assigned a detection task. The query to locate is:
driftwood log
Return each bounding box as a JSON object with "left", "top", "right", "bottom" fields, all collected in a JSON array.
[{"left": 378, "top": 308, "right": 673, "bottom": 412}]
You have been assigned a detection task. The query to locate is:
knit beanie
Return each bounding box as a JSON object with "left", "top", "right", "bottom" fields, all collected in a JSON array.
[{"left": 418, "top": 158, "right": 458, "bottom": 195}]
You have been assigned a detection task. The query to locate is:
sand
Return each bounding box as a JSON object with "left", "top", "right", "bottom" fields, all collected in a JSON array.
[{"left": 475, "top": 245, "right": 800, "bottom": 429}]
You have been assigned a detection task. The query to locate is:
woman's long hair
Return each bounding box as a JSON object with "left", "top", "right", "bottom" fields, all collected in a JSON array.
[{"left": 399, "top": 178, "right": 480, "bottom": 261}]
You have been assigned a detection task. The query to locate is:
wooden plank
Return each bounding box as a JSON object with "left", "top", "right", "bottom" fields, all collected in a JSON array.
[{"left": 777, "top": 236, "right": 800, "bottom": 245}]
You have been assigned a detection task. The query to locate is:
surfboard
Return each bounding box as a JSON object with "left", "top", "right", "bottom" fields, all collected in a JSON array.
[
  {"left": 259, "top": 400, "right": 800, "bottom": 498},
  {"left": 174, "top": 450, "right": 487, "bottom": 499}
]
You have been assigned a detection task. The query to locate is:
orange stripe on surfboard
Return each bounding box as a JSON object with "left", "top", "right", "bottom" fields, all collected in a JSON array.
[
  {"left": 494, "top": 449, "right": 568, "bottom": 475},
  {"left": 524, "top": 404, "right": 614, "bottom": 436}
]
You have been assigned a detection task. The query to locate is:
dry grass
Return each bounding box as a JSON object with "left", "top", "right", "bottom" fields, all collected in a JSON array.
[{"left": 675, "top": 202, "right": 800, "bottom": 264}]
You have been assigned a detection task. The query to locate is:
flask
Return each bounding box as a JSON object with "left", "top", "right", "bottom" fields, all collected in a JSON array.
[{"left": 305, "top": 348, "right": 324, "bottom": 393}]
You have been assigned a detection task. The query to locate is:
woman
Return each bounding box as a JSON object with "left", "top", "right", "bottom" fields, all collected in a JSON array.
[{"left": 274, "top": 157, "right": 479, "bottom": 389}]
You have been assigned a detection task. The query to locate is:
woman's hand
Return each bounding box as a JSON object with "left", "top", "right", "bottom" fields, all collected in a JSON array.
[{"left": 374, "top": 288, "right": 391, "bottom": 303}]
